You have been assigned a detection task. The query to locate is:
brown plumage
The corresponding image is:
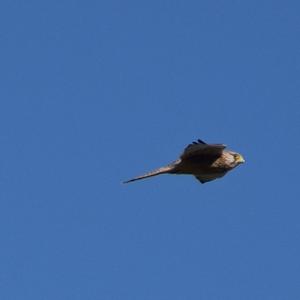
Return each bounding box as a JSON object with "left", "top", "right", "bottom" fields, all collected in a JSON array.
[{"left": 123, "top": 139, "right": 245, "bottom": 184}]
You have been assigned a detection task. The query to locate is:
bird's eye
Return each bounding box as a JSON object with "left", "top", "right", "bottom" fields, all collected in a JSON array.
[{"left": 233, "top": 154, "right": 240, "bottom": 161}]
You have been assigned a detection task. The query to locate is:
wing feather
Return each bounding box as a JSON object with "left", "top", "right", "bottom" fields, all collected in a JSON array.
[
  {"left": 194, "top": 175, "right": 217, "bottom": 184},
  {"left": 181, "top": 139, "right": 226, "bottom": 159}
]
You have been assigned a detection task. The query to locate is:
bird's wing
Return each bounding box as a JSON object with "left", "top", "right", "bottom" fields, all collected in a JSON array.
[
  {"left": 194, "top": 175, "right": 218, "bottom": 184},
  {"left": 180, "top": 139, "right": 226, "bottom": 159},
  {"left": 194, "top": 172, "right": 226, "bottom": 184}
]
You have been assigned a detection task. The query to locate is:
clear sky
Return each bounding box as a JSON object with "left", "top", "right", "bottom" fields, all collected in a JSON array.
[{"left": 1, "top": 0, "right": 300, "bottom": 299}]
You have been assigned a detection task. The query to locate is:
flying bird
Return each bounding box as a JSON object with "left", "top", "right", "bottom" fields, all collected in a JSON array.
[{"left": 124, "top": 139, "right": 245, "bottom": 184}]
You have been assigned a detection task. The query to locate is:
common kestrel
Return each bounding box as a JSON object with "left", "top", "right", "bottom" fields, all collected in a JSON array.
[{"left": 124, "top": 139, "right": 245, "bottom": 184}]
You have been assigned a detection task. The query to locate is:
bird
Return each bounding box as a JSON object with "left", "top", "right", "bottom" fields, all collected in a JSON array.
[{"left": 123, "top": 139, "right": 245, "bottom": 184}]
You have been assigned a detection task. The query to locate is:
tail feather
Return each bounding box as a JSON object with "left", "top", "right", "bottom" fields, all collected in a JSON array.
[{"left": 123, "top": 165, "right": 174, "bottom": 184}]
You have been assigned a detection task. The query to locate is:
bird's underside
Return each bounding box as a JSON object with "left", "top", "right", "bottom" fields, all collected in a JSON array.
[{"left": 123, "top": 139, "right": 244, "bottom": 184}]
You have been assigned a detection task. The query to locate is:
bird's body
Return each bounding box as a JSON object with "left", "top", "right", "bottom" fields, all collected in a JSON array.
[{"left": 124, "top": 139, "right": 245, "bottom": 184}]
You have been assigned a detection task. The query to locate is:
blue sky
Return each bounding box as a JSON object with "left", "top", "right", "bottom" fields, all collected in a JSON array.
[{"left": 1, "top": 0, "right": 300, "bottom": 299}]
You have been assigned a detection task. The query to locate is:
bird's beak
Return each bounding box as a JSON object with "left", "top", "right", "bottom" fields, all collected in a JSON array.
[{"left": 236, "top": 154, "right": 245, "bottom": 164}]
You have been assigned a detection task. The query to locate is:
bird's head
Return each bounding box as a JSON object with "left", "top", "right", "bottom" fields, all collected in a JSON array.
[
  {"left": 225, "top": 151, "right": 245, "bottom": 168},
  {"left": 232, "top": 152, "right": 245, "bottom": 166}
]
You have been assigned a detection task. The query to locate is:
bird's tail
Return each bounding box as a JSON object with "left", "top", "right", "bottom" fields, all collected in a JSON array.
[{"left": 123, "top": 164, "right": 174, "bottom": 184}]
